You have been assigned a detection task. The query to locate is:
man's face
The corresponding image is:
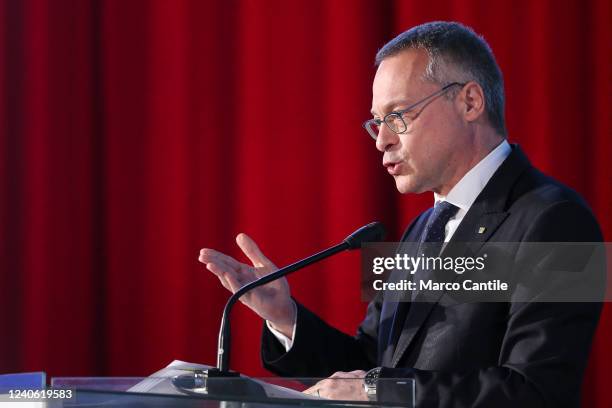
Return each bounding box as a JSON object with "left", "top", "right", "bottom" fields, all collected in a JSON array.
[{"left": 371, "top": 49, "right": 468, "bottom": 195}]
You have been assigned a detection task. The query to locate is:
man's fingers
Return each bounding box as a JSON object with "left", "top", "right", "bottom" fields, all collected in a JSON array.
[
  {"left": 330, "top": 371, "right": 353, "bottom": 378},
  {"left": 216, "top": 274, "right": 232, "bottom": 292},
  {"left": 200, "top": 247, "right": 261, "bottom": 295},
  {"left": 207, "top": 263, "right": 243, "bottom": 293},
  {"left": 200, "top": 249, "right": 256, "bottom": 279},
  {"left": 303, "top": 386, "right": 315, "bottom": 395},
  {"left": 236, "top": 233, "right": 274, "bottom": 268},
  {"left": 199, "top": 248, "right": 242, "bottom": 270},
  {"left": 303, "top": 380, "right": 325, "bottom": 396}
]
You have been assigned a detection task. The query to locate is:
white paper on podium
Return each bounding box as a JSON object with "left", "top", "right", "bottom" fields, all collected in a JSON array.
[{"left": 128, "top": 360, "right": 323, "bottom": 400}]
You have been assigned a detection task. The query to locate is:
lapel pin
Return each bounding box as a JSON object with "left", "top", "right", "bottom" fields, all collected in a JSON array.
[{"left": 478, "top": 226, "right": 487, "bottom": 234}]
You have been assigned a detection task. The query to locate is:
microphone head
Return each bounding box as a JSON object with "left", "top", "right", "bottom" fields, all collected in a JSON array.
[{"left": 343, "top": 222, "right": 386, "bottom": 250}]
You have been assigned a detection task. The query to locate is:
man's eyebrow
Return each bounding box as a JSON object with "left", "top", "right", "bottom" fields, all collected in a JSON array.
[{"left": 370, "top": 98, "right": 414, "bottom": 117}]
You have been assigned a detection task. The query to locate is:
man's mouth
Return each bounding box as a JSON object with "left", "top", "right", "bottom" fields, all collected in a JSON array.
[{"left": 383, "top": 160, "right": 402, "bottom": 175}]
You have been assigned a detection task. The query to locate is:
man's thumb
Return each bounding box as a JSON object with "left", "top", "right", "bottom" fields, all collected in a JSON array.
[{"left": 236, "top": 233, "right": 273, "bottom": 268}]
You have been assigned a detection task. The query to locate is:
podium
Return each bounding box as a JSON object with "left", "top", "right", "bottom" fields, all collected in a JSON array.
[{"left": 41, "top": 375, "right": 415, "bottom": 407}]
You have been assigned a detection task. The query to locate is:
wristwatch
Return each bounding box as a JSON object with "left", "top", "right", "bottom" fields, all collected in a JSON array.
[{"left": 363, "top": 367, "right": 382, "bottom": 401}]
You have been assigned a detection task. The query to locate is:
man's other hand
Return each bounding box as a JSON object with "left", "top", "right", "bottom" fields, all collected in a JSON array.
[{"left": 303, "top": 370, "right": 368, "bottom": 400}]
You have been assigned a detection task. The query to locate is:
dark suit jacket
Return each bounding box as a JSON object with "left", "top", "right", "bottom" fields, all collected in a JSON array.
[{"left": 261, "top": 145, "right": 604, "bottom": 407}]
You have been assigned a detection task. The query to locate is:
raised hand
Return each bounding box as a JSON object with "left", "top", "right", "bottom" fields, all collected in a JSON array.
[{"left": 199, "top": 233, "right": 296, "bottom": 337}]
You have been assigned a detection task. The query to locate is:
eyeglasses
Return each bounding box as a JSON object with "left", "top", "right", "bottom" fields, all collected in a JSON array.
[{"left": 363, "top": 82, "right": 464, "bottom": 140}]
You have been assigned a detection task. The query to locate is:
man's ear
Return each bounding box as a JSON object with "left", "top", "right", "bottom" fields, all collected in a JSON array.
[{"left": 459, "top": 81, "right": 486, "bottom": 122}]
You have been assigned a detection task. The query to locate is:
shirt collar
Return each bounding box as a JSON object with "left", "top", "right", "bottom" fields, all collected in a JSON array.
[{"left": 434, "top": 140, "right": 511, "bottom": 211}]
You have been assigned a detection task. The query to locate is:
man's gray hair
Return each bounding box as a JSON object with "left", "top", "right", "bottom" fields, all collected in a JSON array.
[{"left": 376, "top": 21, "right": 507, "bottom": 137}]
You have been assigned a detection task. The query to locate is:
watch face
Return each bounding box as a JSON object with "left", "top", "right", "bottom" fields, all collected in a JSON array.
[{"left": 365, "top": 367, "right": 382, "bottom": 387}]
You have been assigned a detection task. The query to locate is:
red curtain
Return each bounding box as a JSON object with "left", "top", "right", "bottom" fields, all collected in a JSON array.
[{"left": 1, "top": 0, "right": 610, "bottom": 405}]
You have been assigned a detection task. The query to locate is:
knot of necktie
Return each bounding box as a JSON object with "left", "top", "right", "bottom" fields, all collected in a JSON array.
[{"left": 422, "top": 201, "right": 459, "bottom": 244}]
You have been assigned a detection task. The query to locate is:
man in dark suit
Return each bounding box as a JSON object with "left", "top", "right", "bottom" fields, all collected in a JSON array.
[{"left": 199, "top": 22, "right": 603, "bottom": 407}]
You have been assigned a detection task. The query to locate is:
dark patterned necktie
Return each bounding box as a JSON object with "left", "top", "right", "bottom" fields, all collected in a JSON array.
[
  {"left": 388, "top": 201, "right": 459, "bottom": 347},
  {"left": 417, "top": 200, "right": 460, "bottom": 257}
]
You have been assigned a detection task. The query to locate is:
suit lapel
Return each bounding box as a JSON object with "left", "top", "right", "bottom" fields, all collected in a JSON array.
[{"left": 389, "top": 144, "right": 531, "bottom": 367}]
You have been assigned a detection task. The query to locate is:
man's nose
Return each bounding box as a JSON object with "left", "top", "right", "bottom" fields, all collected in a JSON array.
[{"left": 375, "top": 124, "right": 399, "bottom": 152}]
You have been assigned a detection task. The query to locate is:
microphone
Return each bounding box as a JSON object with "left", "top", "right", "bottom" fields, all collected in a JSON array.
[
  {"left": 216, "top": 221, "right": 386, "bottom": 373},
  {"left": 343, "top": 221, "right": 387, "bottom": 250}
]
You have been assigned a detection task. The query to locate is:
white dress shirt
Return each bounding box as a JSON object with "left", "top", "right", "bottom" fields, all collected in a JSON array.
[
  {"left": 435, "top": 140, "right": 511, "bottom": 241},
  {"left": 268, "top": 140, "right": 512, "bottom": 351}
]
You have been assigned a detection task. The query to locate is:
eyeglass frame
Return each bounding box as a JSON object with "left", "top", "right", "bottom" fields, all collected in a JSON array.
[{"left": 363, "top": 82, "right": 466, "bottom": 140}]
